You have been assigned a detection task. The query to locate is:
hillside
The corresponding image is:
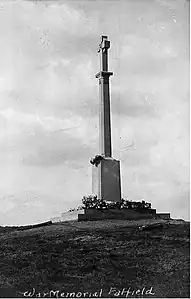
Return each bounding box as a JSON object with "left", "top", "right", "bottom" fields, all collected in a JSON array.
[{"left": 0, "top": 219, "right": 189, "bottom": 298}]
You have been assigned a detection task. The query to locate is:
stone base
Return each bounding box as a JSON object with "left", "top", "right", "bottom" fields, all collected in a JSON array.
[
  {"left": 92, "top": 157, "right": 121, "bottom": 202},
  {"left": 156, "top": 213, "right": 171, "bottom": 220},
  {"left": 78, "top": 208, "right": 157, "bottom": 222},
  {"left": 50, "top": 210, "right": 85, "bottom": 223}
]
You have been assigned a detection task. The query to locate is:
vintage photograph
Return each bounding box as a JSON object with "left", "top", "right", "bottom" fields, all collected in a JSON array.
[{"left": 0, "top": 0, "right": 189, "bottom": 298}]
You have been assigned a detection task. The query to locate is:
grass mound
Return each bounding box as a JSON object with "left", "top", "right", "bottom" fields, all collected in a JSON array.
[{"left": 0, "top": 220, "right": 189, "bottom": 298}]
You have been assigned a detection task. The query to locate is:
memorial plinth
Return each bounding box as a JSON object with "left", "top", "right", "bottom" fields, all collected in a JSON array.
[
  {"left": 78, "top": 208, "right": 157, "bottom": 222},
  {"left": 92, "top": 157, "right": 121, "bottom": 202}
]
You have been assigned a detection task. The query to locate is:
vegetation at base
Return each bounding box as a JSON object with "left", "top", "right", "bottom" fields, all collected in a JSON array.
[
  {"left": 0, "top": 221, "right": 189, "bottom": 298},
  {"left": 82, "top": 195, "right": 151, "bottom": 210}
]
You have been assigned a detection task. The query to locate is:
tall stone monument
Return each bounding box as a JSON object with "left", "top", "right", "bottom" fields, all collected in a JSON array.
[
  {"left": 50, "top": 35, "right": 171, "bottom": 223},
  {"left": 92, "top": 35, "right": 122, "bottom": 202}
]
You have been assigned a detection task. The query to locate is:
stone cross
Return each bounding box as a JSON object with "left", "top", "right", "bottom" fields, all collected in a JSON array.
[
  {"left": 95, "top": 36, "right": 113, "bottom": 157},
  {"left": 92, "top": 35, "right": 122, "bottom": 203}
]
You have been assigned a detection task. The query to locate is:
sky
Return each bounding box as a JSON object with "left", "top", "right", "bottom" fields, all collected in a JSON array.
[{"left": 0, "top": 0, "right": 189, "bottom": 225}]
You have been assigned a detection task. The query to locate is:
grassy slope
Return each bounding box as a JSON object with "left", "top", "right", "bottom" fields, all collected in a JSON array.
[{"left": 0, "top": 220, "right": 190, "bottom": 298}]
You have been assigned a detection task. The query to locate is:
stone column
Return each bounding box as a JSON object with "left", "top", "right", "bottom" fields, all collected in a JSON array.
[
  {"left": 92, "top": 35, "right": 122, "bottom": 203},
  {"left": 95, "top": 36, "right": 113, "bottom": 157}
]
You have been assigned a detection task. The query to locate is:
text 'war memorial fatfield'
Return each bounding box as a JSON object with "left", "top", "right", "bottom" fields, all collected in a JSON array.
[{"left": 51, "top": 35, "right": 171, "bottom": 223}]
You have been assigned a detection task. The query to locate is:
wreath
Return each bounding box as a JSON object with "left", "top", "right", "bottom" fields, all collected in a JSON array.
[{"left": 90, "top": 155, "right": 104, "bottom": 167}]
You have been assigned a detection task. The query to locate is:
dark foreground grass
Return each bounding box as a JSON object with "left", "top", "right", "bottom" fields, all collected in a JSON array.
[{"left": 0, "top": 221, "right": 189, "bottom": 298}]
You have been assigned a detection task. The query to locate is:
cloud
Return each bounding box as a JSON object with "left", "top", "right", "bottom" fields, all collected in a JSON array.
[{"left": 0, "top": 108, "right": 96, "bottom": 168}]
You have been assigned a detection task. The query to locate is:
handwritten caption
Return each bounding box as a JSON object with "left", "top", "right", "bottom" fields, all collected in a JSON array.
[{"left": 20, "top": 286, "right": 155, "bottom": 298}]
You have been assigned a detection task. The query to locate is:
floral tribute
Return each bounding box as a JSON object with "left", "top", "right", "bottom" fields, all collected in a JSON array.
[
  {"left": 81, "top": 195, "right": 152, "bottom": 211},
  {"left": 90, "top": 155, "right": 104, "bottom": 167}
]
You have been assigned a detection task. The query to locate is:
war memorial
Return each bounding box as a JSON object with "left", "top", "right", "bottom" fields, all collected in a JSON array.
[{"left": 51, "top": 36, "right": 170, "bottom": 223}]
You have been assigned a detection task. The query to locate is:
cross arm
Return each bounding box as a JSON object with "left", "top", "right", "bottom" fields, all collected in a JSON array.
[{"left": 98, "top": 35, "right": 111, "bottom": 53}]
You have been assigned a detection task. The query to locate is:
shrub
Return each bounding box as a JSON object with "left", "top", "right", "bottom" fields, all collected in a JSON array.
[{"left": 82, "top": 195, "right": 98, "bottom": 209}]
